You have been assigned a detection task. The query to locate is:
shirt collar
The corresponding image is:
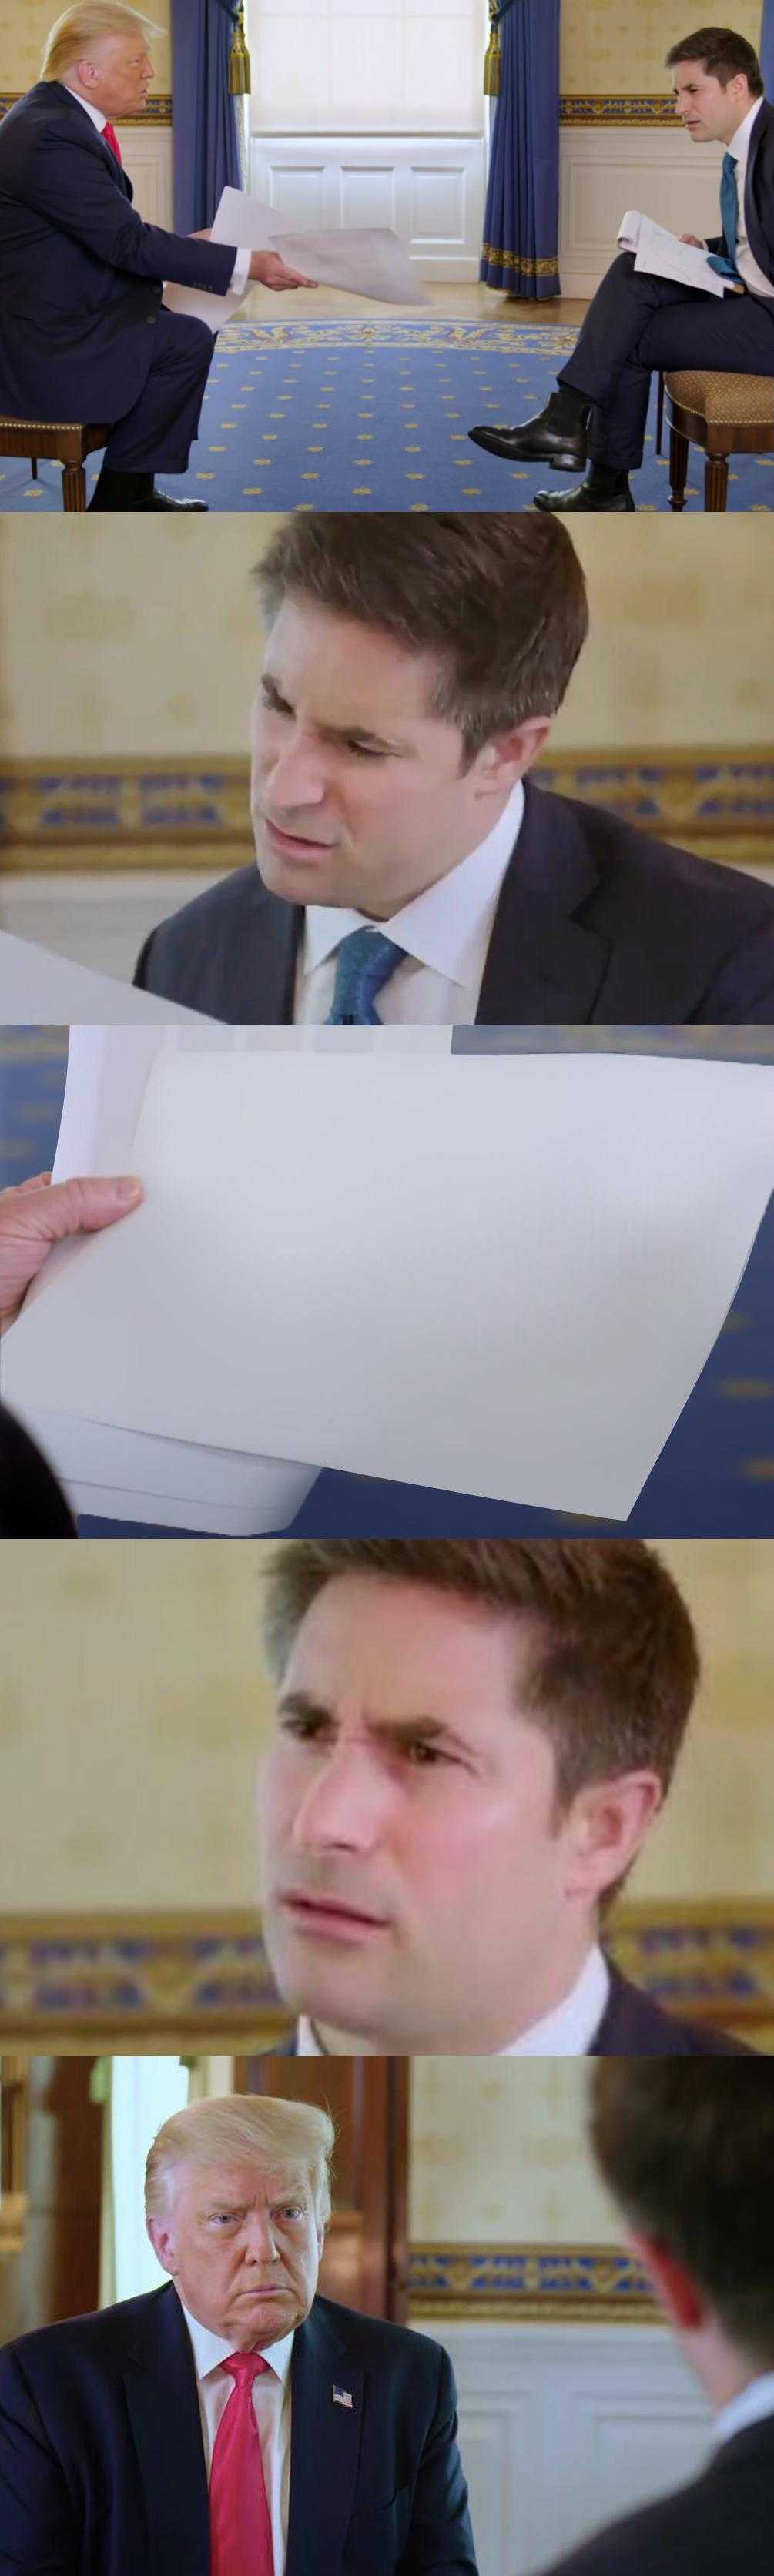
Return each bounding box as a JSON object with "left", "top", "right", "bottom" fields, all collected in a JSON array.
[
  {"left": 712, "top": 2374, "right": 774, "bottom": 2451},
  {"left": 297, "top": 1945, "right": 609, "bottom": 2058},
  {"left": 63, "top": 85, "right": 107, "bottom": 134},
  {"left": 179, "top": 2296, "right": 295, "bottom": 2388},
  {"left": 728, "top": 101, "right": 761, "bottom": 162},
  {"left": 301, "top": 779, "right": 524, "bottom": 987}
]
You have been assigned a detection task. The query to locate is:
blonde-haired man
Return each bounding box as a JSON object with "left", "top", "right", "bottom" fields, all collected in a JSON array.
[
  {"left": 0, "top": 2093, "right": 477, "bottom": 2576},
  {"left": 0, "top": 5, "right": 312, "bottom": 510}
]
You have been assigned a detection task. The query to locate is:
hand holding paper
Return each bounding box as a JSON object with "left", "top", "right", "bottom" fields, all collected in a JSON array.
[
  {"left": 0, "top": 1173, "right": 142, "bottom": 1331},
  {"left": 617, "top": 208, "right": 736, "bottom": 296},
  {"left": 165, "top": 187, "right": 429, "bottom": 327}
]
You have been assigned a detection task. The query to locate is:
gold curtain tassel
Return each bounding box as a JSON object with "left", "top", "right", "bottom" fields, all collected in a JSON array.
[
  {"left": 483, "top": 6, "right": 501, "bottom": 99},
  {"left": 230, "top": 3, "right": 252, "bottom": 95}
]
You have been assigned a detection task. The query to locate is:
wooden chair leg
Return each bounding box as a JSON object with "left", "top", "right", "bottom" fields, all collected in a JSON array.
[
  {"left": 705, "top": 453, "right": 729, "bottom": 510},
  {"left": 655, "top": 371, "right": 664, "bottom": 456},
  {"left": 668, "top": 423, "right": 690, "bottom": 510},
  {"left": 61, "top": 462, "right": 87, "bottom": 511}
]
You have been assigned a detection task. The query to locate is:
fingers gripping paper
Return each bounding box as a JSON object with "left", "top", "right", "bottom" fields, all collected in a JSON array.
[{"left": 2, "top": 1055, "right": 772, "bottom": 1519}]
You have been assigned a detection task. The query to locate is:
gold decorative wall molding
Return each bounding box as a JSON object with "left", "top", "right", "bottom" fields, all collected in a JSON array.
[
  {"left": 0, "top": 95, "right": 172, "bottom": 122},
  {"left": 2, "top": 750, "right": 772, "bottom": 874},
  {"left": 0, "top": 1905, "right": 771, "bottom": 2047},
  {"left": 559, "top": 96, "right": 679, "bottom": 125},
  {"left": 409, "top": 2243, "right": 656, "bottom": 2321}
]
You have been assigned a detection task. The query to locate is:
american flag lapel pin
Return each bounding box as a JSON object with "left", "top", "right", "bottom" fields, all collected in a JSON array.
[{"left": 333, "top": 2384, "right": 353, "bottom": 2409}]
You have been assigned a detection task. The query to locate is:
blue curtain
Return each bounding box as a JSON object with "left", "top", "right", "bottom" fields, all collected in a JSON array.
[
  {"left": 171, "top": 0, "right": 240, "bottom": 235},
  {"left": 480, "top": 0, "right": 561, "bottom": 299},
  {"left": 762, "top": 2, "right": 774, "bottom": 100}
]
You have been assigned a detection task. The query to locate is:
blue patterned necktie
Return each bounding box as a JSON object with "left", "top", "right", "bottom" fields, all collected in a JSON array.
[
  {"left": 707, "top": 151, "right": 741, "bottom": 279},
  {"left": 325, "top": 925, "right": 406, "bottom": 1024}
]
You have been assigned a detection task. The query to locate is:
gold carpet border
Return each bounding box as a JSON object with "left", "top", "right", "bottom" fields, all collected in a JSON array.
[
  {"left": 0, "top": 1903, "right": 771, "bottom": 2046},
  {"left": 2, "top": 751, "right": 772, "bottom": 875}
]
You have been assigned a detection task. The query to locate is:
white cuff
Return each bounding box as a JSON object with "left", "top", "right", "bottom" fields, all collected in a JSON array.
[{"left": 230, "top": 246, "right": 252, "bottom": 297}]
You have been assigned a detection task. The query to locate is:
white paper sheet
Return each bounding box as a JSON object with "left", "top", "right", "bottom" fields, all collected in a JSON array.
[
  {"left": 618, "top": 208, "right": 729, "bottom": 297},
  {"left": 0, "top": 930, "right": 207, "bottom": 1024},
  {"left": 164, "top": 188, "right": 429, "bottom": 327},
  {"left": 3, "top": 1053, "right": 772, "bottom": 1519}
]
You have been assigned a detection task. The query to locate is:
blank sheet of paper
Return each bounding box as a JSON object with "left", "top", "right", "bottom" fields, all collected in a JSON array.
[{"left": 3, "top": 1053, "right": 772, "bottom": 1518}]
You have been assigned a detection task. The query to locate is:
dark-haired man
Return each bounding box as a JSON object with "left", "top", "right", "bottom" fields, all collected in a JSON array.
[
  {"left": 256, "top": 1537, "right": 752, "bottom": 2058},
  {"left": 134, "top": 513, "right": 774, "bottom": 1021},
  {"left": 470, "top": 28, "right": 774, "bottom": 512},
  {"left": 539, "top": 2062, "right": 774, "bottom": 2574}
]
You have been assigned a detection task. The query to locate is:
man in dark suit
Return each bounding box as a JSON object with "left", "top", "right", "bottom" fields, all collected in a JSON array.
[
  {"left": 256, "top": 1537, "right": 753, "bottom": 2059},
  {"left": 132, "top": 511, "right": 774, "bottom": 1022},
  {"left": 0, "top": 2091, "right": 477, "bottom": 2576},
  {"left": 469, "top": 28, "right": 774, "bottom": 513},
  {"left": 538, "top": 2062, "right": 774, "bottom": 2574},
  {"left": 0, "top": 5, "right": 311, "bottom": 512}
]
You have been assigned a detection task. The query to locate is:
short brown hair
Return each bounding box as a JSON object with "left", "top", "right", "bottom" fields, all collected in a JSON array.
[
  {"left": 253, "top": 514, "right": 589, "bottom": 762},
  {"left": 665, "top": 27, "right": 763, "bottom": 94},
  {"left": 260, "top": 1539, "right": 699, "bottom": 1810},
  {"left": 590, "top": 2064, "right": 774, "bottom": 2364}
]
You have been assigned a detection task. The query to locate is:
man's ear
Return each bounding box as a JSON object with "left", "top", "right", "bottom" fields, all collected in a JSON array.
[
  {"left": 146, "top": 2213, "right": 177, "bottom": 2277},
  {"left": 561, "top": 1770, "right": 664, "bottom": 1903},
  {"left": 473, "top": 714, "right": 555, "bottom": 794},
  {"left": 628, "top": 2230, "right": 706, "bottom": 2334}
]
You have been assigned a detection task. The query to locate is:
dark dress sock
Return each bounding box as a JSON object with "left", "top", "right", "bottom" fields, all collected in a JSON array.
[{"left": 89, "top": 466, "right": 155, "bottom": 508}]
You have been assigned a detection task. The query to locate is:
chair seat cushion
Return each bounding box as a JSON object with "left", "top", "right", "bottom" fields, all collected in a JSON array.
[{"left": 665, "top": 368, "right": 774, "bottom": 423}]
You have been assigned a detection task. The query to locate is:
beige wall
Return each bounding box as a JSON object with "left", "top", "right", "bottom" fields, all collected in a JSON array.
[
  {"left": 1, "top": 516, "right": 771, "bottom": 764},
  {"left": 0, "top": 2, "right": 170, "bottom": 94},
  {"left": 561, "top": 2, "right": 762, "bottom": 95},
  {"left": 409, "top": 2061, "right": 615, "bottom": 2243},
  {"left": 0, "top": 1539, "right": 772, "bottom": 1913}
]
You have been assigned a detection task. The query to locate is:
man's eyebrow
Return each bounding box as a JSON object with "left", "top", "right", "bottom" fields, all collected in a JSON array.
[
  {"left": 260, "top": 669, "right": 410, "bottom": 754},
  {"left": 276, "top": 1686, "right": 474, "bottom": 1754}
]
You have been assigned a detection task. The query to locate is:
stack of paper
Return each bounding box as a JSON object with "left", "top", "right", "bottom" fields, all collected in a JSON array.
[{"left": 164, "top": 186, "right": 429, "bottom": 328}]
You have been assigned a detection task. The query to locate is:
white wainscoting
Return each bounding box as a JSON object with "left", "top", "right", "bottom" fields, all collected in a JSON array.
[
  {"left": 249, "top": 132, "right": 485, "bottom": 280},
  {"left": 413, "top": 2321, "right": 710, "bottom": 2576},
  {"left": 0, "top": 873, "right": 223, "bottom": 989},
  {"left": 559, "top": 129, "right": 725, "bottom": 298},
  {"left": 122, "top": 128, "right": 174, "bottom": 229}
]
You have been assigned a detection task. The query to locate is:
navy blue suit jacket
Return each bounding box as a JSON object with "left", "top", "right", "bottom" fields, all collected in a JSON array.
[
  {"left": 0, "top": 1399, "right": 76, "bottom": 1537},
  {"left": 133, "top": 780, "right": 774, "bottom": 1024},
  {"left": 0, "top": 82, "right": 236, "bottom": 420},
  {"left": 265, "top": 1964, "right": 752, "bottom": 2059},
  {"left": 706, "top": 97, "right": 774, "bottom": 289},
  {"left": 0, "top": 2282, "right": 477, "bottom": 2576},
  {"left": 538, "top": 2414, "right": 774, "bottom": 2576}
]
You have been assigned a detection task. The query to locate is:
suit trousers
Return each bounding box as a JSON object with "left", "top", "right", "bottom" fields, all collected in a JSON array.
[
  {"left": 558, "top": 249, "right": 774, "bottom": 468},
  {"left": 102, "top": 309, "right": 216, "bottom": 472}
]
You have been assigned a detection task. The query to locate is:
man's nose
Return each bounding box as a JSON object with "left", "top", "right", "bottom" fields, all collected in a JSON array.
[
  {"left": 290, "top": 1741, "right": 390, "bottom": 1854},
  {"left": 243, "top": 2215, "right": 279, "bottom": 2263},
  {"left": 265, "top": 735, "right": 330, "bottom": 810}
]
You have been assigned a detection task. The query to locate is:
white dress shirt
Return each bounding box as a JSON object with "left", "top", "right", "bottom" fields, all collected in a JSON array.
[
  {"left": 180, "top": 2298, "right": 294, "bottom": 2575},
  {"left": 717, "top": 102, "right": 773, "bottom": 300},
  {"left": 712, "top": 2371, "right": 774, "bottom": 2451},
  {"left": 297, "top": 1943, "right": 611, "bottom": 2057},
  {"left": 64, "top": 88, "right": 251, "bottom": 296},
  {"left": 293, "top": 779, "right": 525, "bottom": 1025}
]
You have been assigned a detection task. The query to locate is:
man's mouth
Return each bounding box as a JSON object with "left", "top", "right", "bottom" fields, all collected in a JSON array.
[
  {"left": 280, "top": 1891, "right": 390, "bottom": 1941},
  {"left": 263, "top": 817, "right": 337, "bottom": 860}
]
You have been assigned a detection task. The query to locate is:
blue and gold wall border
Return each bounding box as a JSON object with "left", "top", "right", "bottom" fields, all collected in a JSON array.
[
  {"left": 559, "top": 96, "right": 679, "bottom": 125},
  {"left": 408, "top": 2244, "right": 655, "bottom": 2322},
  {"left": 2, "top": 751, "right": 772, "bottom": 874},
  {"left": 1, "top": 1906, "right": 772, "bottom": 2048}
]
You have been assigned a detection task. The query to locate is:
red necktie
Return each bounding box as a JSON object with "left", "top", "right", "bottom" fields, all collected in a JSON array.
[
  {"left": 102, "top": 122, "right": 122, "bottom": 165},
  {"left": 209, "top": 2352, "right": 276, "bottom": 2576}
]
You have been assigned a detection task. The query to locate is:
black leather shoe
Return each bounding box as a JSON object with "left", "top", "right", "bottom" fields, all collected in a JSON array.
[
  {"left": 140, "top": 492, "right": 209, "bottom": 510},
  {"left": 534, "top": 480, "right": 635, "bottom": 512},
  {"left": 468, "top": 393, "right": 588, "bottom": 471}
]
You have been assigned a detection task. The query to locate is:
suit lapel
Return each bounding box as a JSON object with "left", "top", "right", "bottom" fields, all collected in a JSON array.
[
  {"left": 122, "top": 2285, "right": 210, "bottom": 2576},
  {"left": 50, "top": 81, "right": 133, "bottom": 201},
  {"left": 477, "top": 778, "right": 610, "bottom": 1022},
  {"left": 745, "top": 99, "right": 773, "bottom": 278},
  {"left": 250, "top": 878, "right": 301, "bottom": 1021},
  {"left": 286, "top": 2302, "right": 364, "bottom": 2576}
]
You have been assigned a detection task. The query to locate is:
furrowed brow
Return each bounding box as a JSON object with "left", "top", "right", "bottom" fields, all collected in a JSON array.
[{"left": 277, "top": 1688, "right": 472, "bottom": 1755}]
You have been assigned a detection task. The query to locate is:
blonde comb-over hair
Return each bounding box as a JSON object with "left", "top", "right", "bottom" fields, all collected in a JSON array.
[
  {"left": 145, "top": 2094, "right": 336, "bottom": 2228},
  {"left": 42, "top": 5, "right": 159, "bottom": 82}
]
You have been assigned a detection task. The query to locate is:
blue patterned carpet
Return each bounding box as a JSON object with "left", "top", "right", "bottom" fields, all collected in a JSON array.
[
  {"left": 2, "top": 319, "right": 773, "bottom": 513},
  {"left": 1, "top": 1029, "right": 772, "bottom": 1535}
]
